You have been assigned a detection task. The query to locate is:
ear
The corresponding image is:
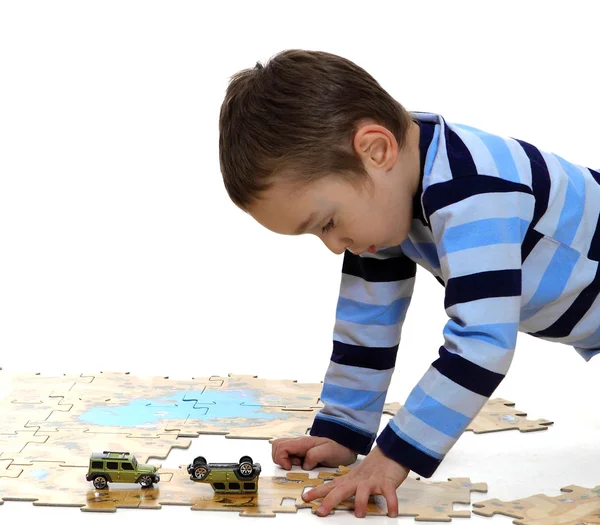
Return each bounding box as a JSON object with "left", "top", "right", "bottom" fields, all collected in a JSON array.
[{"left": 353, "top": 123, "right": 399, "bottom": 170}]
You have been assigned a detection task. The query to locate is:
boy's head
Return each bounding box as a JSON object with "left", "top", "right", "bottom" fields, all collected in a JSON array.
[{"left": 219, "top": 50, "right": 421, "bottom": 254}]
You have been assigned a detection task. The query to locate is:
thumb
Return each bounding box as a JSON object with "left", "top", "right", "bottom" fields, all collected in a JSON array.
[{"left": 302, "top": 443, "right": 330, "bottom": 470}]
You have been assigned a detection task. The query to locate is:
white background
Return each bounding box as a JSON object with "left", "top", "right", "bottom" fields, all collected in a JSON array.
[{"left": 1, "top": 1, "right": 600, "bottom": 523}]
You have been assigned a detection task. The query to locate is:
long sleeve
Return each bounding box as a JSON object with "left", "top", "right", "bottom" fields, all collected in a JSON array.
[
  {"left": 310, "top": 247, "right": 417, "bottom": 454},
  {"left": 376, "top": 175, "right": 536, "bottom": 477}
]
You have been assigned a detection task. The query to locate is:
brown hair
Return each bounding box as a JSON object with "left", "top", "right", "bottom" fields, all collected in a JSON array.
[{"left": 219, "top": 49, "right": 413, "bottom": 211}]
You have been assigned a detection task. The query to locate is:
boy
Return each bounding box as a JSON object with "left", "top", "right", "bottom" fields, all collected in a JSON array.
[{"left": 218, "top": 50, "right": 600, "bottom": 518}]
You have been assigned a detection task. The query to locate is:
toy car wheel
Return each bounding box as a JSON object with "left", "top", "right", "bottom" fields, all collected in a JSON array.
[
  {"left": 238, "top": 456, "right": 254, "bottom": 478},
  {"left": 138, "top": 475, "right": 154, "bottom": 488},
  {"left": 193, "top": 465, "right": 210, "bottom": 481},
  {"left": 93, "top": 475, "right": 108, "bottom": 489},
  {"left": 193, "top": 456, "right": 207, "bottom": 466}
]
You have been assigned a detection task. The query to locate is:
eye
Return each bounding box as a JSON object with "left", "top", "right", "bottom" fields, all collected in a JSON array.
[{"left": 321, "top": 219, "right": 334, "bottom": 233}]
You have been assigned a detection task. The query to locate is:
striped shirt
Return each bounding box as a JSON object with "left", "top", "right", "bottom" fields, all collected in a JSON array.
[{"left": 309, "top": 112, "right": 600, "bottom": 477}]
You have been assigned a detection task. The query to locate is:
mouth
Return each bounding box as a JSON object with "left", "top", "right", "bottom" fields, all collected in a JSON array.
[{"left": 353, "top": 245, "right": 377, "bottom": 255}]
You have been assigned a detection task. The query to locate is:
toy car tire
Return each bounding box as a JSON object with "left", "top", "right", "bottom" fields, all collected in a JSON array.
[
  {"left": 92, "top": 475, "right": 108, "bottom": 489},
  {"left": 192, "top": 465, "right": 210, "bottom": 481},
  {"left": 138, "top": 475, "right": 155, "bottom": 488},
  {"left": 238, "top": 456, "right": 255, "bottom": 478}
]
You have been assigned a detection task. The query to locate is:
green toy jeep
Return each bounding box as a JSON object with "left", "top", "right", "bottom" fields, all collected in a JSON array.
[
  {"left": 187, "top": 455, "right": 261, "bottom": 493},
  {"left": 86, "top": 451, "right": 160, "bottom": 489}
]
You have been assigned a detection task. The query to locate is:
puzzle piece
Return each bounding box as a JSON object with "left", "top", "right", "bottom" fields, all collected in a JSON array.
[
  {"left": 0, "top": 458, "right": 24, "bottom": 480},
  {"left": 0, "top": 396, "right": 73, "bottom": 434},
  {"left": 7, "top": 429, "right": 191, "bottom": 466},
  {"left": 300, "top": 467, "right": 488, "bottom": 519},
  {"left": 0, "top": 462, "right": 88, "bottom": 507},
  {"left": 205, "top": 374, "right": 322, "bottom": 410},
  {"left": 0, "top": 371, "right": 93, "bottom": 403},
  {"left": 468, "top": 398, "right": 553, "bottom": 433},
  {"left": 61, "top": 371, "right": 223, "bottom": 402},
  {"left": 383, "top": 398, "right": 553, "bottom": 434},
  {"left": 473, "top": 485, "right": 600, "bottom": 525},
  {"left": 0, "top": 430, "right": 49, "bottom": 459}
]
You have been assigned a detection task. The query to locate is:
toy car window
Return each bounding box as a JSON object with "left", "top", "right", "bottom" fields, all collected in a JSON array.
[
  {"left": 106, "top": 461, "right": 118, "bottom": 470},
  {"left": 244, "top": 483, "right": 256, "bottom": 490},
  {"left": 213, "top": 483, "right": 226, "bottom": 490},
  {"left": 121, "top": 462, "right": 134, "bottom": 470},
  {"left": 229, "top": 483, "right": 240, "bottom": 490},
  {"left": 91, "top": 461, "right": 103, "bottom": 469}
]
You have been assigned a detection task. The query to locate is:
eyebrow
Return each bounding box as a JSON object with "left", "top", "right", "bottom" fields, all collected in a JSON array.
[{"left": 294, "top": 212, "right": 317, "bottom": 235}]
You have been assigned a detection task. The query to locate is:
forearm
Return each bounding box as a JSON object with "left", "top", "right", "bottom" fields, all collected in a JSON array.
[{"left": 310, "top": 248, "right": 416, "bottom": 454}]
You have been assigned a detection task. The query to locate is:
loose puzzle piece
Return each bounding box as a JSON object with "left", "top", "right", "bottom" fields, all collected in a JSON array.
[
  {"left": 473, "top": 485, "right": 600, "bottom": 525},
  {"left": 383, "top": 398, "right": 553, "bottom": 434},
  {"left": 467, "top": 398, "right": 553, "bottom": 433},
  {"left": 300, "top": 467, "right": 488, "bottom": 520}
]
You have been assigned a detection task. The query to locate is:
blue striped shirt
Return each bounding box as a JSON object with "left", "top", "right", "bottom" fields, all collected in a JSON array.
[{"left": 309, "top": 112, "right": 600, "bottom": 477}]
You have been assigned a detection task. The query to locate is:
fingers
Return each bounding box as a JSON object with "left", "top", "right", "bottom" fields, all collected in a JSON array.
[
  {"left": 302, "top": 478, "right": 339, "bottom": 502},
  {"left": 304, "top": 478, "right": 400, "bottom": 518},
  {"left": 302, "top": 443, "right": 329, "bottom": 470},
  {"left": 272, "top": 437, "right": 315, "bottom": 470},
  {"left": 315, "top": 479, "right": 358, "bottom": 517},
  {"left": 354, "top": 482, "right": 371, "bottom": 518},
  {"left": 382, "top": 483, "right": 399, "bottom": 517},
  {"left": 271, "top": 438, "right": 292, "bottom": 470}
]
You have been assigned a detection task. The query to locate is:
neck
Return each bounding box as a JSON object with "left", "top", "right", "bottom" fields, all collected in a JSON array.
[{"left": 401, "top": 120, "right": 422, "bottom": 198}]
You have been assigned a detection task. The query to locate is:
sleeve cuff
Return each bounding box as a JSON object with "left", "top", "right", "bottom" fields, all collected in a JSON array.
[
  {"left": 376, "top": 423, "right": 442, "bottom": 478},
  {"left": 309, "top": 414, "right": 375, "bottom": 455}
]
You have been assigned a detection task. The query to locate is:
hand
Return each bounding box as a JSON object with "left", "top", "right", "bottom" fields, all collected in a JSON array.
[
  {"left": 272, "top": 436, "right": 357, "bottom": 470},
  {"left": 302, "top": 446, "right": 409, "bottom": 518}
]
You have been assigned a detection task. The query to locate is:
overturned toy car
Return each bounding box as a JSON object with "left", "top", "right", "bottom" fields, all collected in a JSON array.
[{"left": 187, "top": 455, "right": 261, "bottom": 493}]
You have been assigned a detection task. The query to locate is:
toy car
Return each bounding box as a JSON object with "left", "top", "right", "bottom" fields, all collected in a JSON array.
[
  {"left": 86, "top": 451, "right": 160, "bottom": 489},
  {"left": 187, "top": 455, "right": 261, "bottom": 493}
]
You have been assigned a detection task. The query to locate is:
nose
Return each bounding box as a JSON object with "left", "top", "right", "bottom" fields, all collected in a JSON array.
[{"left": 321, "top": 236, "right": 349, "bottom": 255}]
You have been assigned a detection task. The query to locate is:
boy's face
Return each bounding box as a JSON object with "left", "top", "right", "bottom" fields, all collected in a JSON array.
[
  {"left": 247, "top": 122, "right": 421, "bottom": 255},
  {"left": 248, "top": 169, "right": 417, "bottom": 256}
]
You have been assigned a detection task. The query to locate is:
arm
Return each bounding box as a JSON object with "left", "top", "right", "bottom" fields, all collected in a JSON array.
[
  {"left": 310, "top": 246, "right": 417, "bottom": 454},
  {"left": 377, "top": 175, "right": 535, "bottom": 477}
]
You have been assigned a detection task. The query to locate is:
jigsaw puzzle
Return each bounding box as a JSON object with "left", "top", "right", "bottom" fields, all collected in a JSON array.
[
  {"left": 0, "top": 371, "right": 408, "bottom": 448},
  {"left": 0, "top": 369, "right": 547, "bottom": 515},
  {"left": 473, "top": 485, "right": 600, "bottom": 525},
  {"left": 0, "top": 459, "right": 487, "bottom": 518}
]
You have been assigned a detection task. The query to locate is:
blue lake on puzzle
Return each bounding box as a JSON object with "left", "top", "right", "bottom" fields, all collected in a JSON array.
[{"left": 79, "top": 389, "right": 290, "bottom": 428}]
